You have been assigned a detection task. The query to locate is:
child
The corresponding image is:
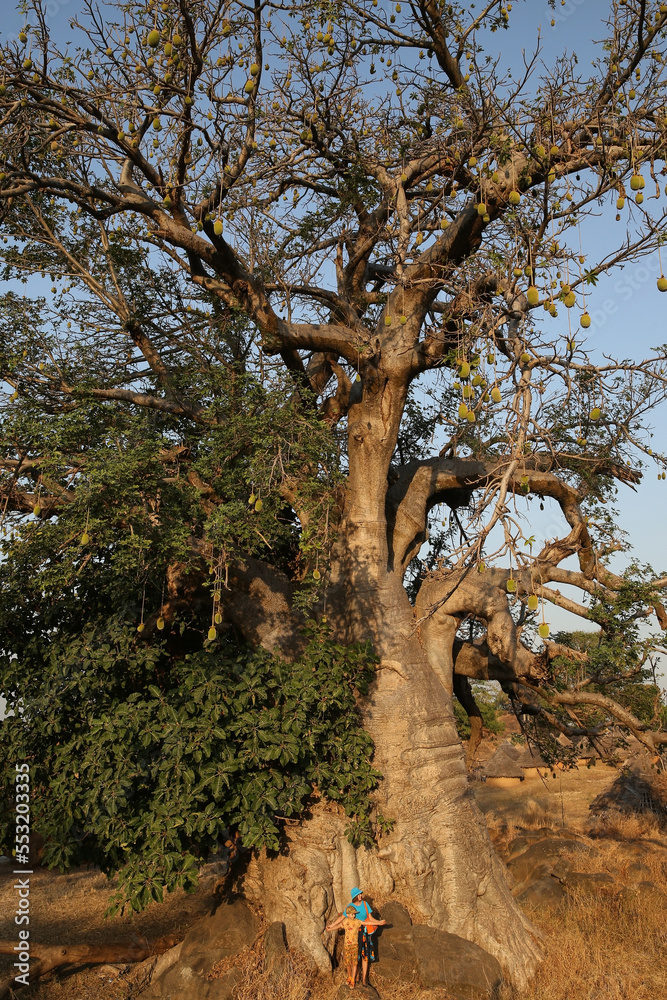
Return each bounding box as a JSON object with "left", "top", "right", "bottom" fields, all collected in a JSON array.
[{"left": 326, "top": 905, "right": 386, "bottom": 988}]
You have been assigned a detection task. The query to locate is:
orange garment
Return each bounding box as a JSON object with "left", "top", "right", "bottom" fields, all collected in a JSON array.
[
  {"left": 342, "top": 915, "right": 364, "bottom": 946},
  {"left": 342, "top": 915, "right": 363, "bottom": 966}
]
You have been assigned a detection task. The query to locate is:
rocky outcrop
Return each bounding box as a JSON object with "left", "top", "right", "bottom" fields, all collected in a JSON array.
[
  {"left": 507, "top": 838, "right": 596, "bottom": 890},
  {"left": 517, "top": 877, "right": 565, "bottom": 906},
  {"left": 562, "top": 872, "right": 616, "bottom": 895},
  {"left": 373, "top": 903, "right": 503, "bottom": 1000},
  {"left": 499, "top": 824, "right": 667, "bottom": 915},
  {"left": 337, "top": 985, "right": 380, "bottom": 999},
  {"left": 141, "top": 898, "right": 259, "bottom": 999}
]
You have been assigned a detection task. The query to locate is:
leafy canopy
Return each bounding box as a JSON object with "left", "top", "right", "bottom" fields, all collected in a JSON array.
[{"left": 0, "top": 618, "right": 378, "bottom": 911}]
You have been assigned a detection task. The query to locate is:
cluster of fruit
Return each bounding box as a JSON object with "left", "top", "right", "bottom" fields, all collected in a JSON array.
[
  {"left": 248, "top": 491, "right": 263, "bottom": 512},
  {"left": 453, "top": 353, "right": 502, "bottom": 422},
  {"left": 523, "top": 277, "right": 591, "bottom": 328}
]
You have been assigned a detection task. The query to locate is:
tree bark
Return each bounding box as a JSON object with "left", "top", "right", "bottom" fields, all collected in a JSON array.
[
  {"left": 453, "top": 674, "right": 485, "bottom": 769},
  {"left": 238, "top": 366, "right": 542, "bottom": 987},
  {"left": 0, "top": 939, "right": 158, "bottom": 999},
  {"left": 243, "top": 538, "right": 542, "bottom": 987}
]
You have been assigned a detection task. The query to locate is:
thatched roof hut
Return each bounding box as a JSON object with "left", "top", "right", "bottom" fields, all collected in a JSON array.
[
  {"left": 547, "top": 731, "right": 577, "bottom": 770},
  {"left": 595, "top": 728, "right": 645, "bottom": 763},
  {"left": 515, "top": 745, "right": 549, "bottom": 779},
  {"left": 483, "top": 747, "right": 525, "bottom": 788},
  {"left": 622, "top": 736, "right": 646, "bottom": 758},
  {"left": 516, "top": 745, "right": 546, "bottom": 766},
  {"left": 575, "top": 739, "right": 601, "bottom": 763},
  {"left": 589, "top": 758, "right": 667, "bottom": 826},
  {"left": 495, "top": 739, "right": 522, "bottom": 761}
]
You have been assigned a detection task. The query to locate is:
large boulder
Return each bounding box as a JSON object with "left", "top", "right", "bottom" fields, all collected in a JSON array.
[
  {"left": 412, "top": 926, "right": 503, "bottom": 999},
  {"left": 337, "top": 985, "right": 380, "bottom": 1000},
  {"left": 563, "top": 872, "right": 616, "bottom": 895},
  {"left": 142, "top": 898, "right": 259, "bottom": 999},
  {"left": 506, "top": 836, "right": 530, "bottom": 858},
  {"left": 156, "top": 966, "right": 240, "bottom": 1000},
  {"left": 507, "top": 838, "right": 596, "bottom": 888},
  {"left": 373, "top": 903, "right": 419, "bottom": 983},
  {"left": 517, "top": 876, "right": 565, "bottom": 907},
  {"left": 505, "top": 828, "right": 572, "bottom": 859},
  {"left": 380, "top": 901, "right": 413, "bottom": 929},
  {"left": 626, "top": 861, "right": 652, "bottom": 879},
  {"left": 373, "top": 904, "right": 503, "bottom": 999}
]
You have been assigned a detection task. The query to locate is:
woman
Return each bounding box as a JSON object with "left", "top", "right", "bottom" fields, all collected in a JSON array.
[
  {"left": 349, "top": 887, "right": 381, "bottom": 987},
  {"left": 326, "top": 904, "right": 386, "bottom": 988}
]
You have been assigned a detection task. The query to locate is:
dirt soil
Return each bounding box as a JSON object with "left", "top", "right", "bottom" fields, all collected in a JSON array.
[
  {"left": 0, "top": 858, "right": 226, "bottom": 999},
  {"left": 473, "top": 760, "right": 620, "bottom": 830}
]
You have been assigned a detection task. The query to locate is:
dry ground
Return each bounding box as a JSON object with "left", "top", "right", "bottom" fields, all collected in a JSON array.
[
  {"left": 473, "top": 761, "right": 619, "bottom": 831},
  {"left": 2, "top": 762, "right": 666, "bottom": 1000},
  {"left": 0, "top": 859, "right": 224, "bottom": 1000}
]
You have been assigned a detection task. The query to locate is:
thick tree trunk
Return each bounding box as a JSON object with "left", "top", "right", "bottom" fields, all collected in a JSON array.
[
  {"left": 243, "top": 371, "right": 541, "bottom": 987},
  {"left": 243, "top": 564, "right": 542, "bottom": 987}
]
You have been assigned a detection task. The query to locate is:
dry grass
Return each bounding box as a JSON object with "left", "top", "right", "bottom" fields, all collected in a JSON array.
[
  {"left": 213, "top": 942, "right": 456, "bottom": 1000},
  {"left": 225, "top": 873, "right": 667, "bottom": 1000},
  {"left": 15, "top": 969, "right": 132, "bottom": 1000},
  {"left": 10, "top": 836, "right": 667, "bottom": 1000},
  {"left": 25, "top": 885, "right": 667, "bottom": 1000},
  {"left": 505, "top": 888, "right": 667, "bottom": 1000},
  {"left": 229, "top": 947, "right": 318, "bottom": 1000},
  {"left": 474, "top": 765, "right": 618, "bottom": 834},
  {"left": 490, "top": 780, "right": 667, "bottom": 1000},
  {"left": 587, "top": 764, "right": 667, "bottom": 841},
  {"left": 588, "top": 809, "right": 665, "bottom": 841},
  {"left": 576, "top": 838, "right": 665, "bottom": 882},
  {"left": 307, "top": 978, "right": 454, "bottom": 1000},
  {"left": 484, "top": 797, "right": 561, "bottom": 840},
  {"left": 223, "top": 828, "right": 667, "bottom": 1000},
  {"left": 516, "top": 799, "right": 557, "bottom": 830},
  {"left": 0, "top": 861, "right": 220, "bottom": 964}
]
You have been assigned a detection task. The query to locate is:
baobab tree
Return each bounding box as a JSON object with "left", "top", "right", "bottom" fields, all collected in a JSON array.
[{"left": 1, "top": 0, "right": 667, "bottom": 985}]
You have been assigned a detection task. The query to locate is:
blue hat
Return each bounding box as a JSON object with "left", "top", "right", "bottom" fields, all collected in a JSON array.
[{"left": 350, "top": 887, "right": 363, "bottom": 900}]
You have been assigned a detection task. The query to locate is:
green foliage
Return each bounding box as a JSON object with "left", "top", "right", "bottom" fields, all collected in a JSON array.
[
  {"left": 453, "top": 683, "right": 506, "bottom": 740},
  {"left": 0, "top": 343, "right": 340, "bottom": 644},
  {"left": 0, "top": 299, "right": 358, "bottom": 914},
  {"left": 0, "top": 620, "right": 378, "bottom": 914},
  {"left": 1, "top": 286, "right": 339, "bottom": 574},
  {"left": 550, "top": 574, "right": 667, "bottom": 729}
]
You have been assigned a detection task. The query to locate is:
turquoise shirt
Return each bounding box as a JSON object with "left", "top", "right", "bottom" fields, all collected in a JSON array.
[{"left": 352, "top": 900, "right": 372, "bottom": 922}]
